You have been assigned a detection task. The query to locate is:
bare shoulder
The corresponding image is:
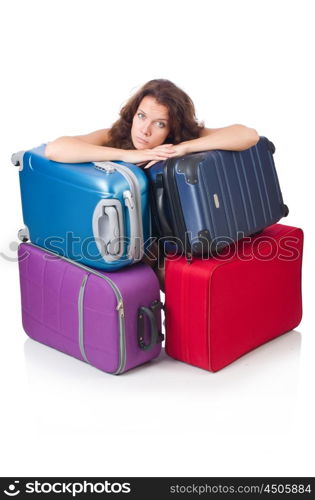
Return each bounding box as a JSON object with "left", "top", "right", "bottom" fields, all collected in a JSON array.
[
  {"left": 199, "top": 126, "right": 225, "bottom": 137},
  {"left": 75, "top": 128, "right": 111, "bottom": 146}
]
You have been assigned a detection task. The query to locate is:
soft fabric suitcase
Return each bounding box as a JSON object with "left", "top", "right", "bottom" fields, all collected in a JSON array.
[
  {"left": 18, "top": 242, "right": 163, "bottom": 374},
  {"left": 147, "top": 137, "right": 289, "bottom": 257},
  {"left": 13, "top": 145, "right": 150, "bottom": 270},
  {"left": 165, "top": 224, "right": 303, "bottom": 372}
]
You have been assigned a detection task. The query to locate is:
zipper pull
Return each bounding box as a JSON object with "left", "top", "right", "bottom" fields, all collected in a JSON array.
[{"left": 116, "top": 300, "right": 124, "bottom": 317}]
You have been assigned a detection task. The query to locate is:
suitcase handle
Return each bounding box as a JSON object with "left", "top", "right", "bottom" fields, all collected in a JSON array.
[
  {"left": 137, "top": 300, "right": 164, "bottom": 351},
  {"left": 155, "top": 174, "right": 173, "bottom": 237},
  {"left": 103, "top": 206, "right": 121, "bottom": 255},
  {"left": 92, "top": 199, "right": 125, "bottom": 262}
]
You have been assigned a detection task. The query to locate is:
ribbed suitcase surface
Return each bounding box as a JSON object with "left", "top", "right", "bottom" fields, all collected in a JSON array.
[
  {"left": 18, "top": 243, "right": 163, "bottom": 374},
  {"left": 148, "top": 137, "right": 288, "bottom": 256}
]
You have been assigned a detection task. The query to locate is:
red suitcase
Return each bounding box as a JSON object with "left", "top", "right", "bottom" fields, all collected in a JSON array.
[{"left": 165, "top": 224, "right": 303, "bottom": 372}]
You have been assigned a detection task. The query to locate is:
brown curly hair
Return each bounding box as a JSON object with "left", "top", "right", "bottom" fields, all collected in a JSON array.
[{"left": 105, "top": 79, "right": 204, "bottom": 149}]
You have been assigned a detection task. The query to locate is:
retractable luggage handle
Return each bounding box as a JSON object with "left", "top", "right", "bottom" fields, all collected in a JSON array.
[
  {"left": 155, "top": 174, "right": 173, "bottom": 237},
  {"left": 137, "top": 300, "right": 164, "bottom": 351}
]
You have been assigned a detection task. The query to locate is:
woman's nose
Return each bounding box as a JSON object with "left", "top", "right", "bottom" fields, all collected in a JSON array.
[{"left": 141, "top": 121, "right": 151, "bottom": 136}]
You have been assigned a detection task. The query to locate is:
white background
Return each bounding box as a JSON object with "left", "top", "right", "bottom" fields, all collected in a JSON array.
[{"left": 0, "top": 0, "right": 314, "bottom": 478}]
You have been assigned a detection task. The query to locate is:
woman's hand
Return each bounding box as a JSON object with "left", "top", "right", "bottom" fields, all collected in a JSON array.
[
  {"left": 142, "top": 143, "right": 190, "bottom": 169},
  {"left": 120, "top": 144, "right": 177, "bottom": 165}
]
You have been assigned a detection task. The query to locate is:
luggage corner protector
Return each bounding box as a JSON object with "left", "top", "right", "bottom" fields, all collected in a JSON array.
[{"left": 176, "top": 157, "right": 202, "bottom": 184}]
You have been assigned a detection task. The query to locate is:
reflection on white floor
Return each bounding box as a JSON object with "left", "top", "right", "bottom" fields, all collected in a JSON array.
[
  {"left": 23, "top": 330, "right": 302, "bottom": 389},
  {"left": 22, "top": 330, "right": 302, "bottom": 440}
]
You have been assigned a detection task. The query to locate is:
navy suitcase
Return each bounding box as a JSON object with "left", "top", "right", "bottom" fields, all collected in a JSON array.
[{"left": 147, "top": 137, "right": 289, "bottom": 257}]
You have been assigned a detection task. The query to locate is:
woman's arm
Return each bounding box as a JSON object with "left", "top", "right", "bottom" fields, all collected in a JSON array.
[
  {"left": 143, "top": 125, "right": 260, "bottom": 169},
  {"left": 44, "top": 129, "right": 126, "bottom": 163},
  {"left": 180, "top": 124, "right": 259, "bottom": 155},
  {"left": 44, "top": 129, "right": 176, "bottom": 164}
]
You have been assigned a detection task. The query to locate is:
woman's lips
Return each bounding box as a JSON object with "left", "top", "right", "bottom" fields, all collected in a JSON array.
[{"left": 137, "top": 137, "right": 148, "bottom": 145}]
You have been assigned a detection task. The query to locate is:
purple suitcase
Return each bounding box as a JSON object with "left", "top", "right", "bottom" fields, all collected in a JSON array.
[{"left": 18, "top": 243, "right": 163, "bottom": 374}]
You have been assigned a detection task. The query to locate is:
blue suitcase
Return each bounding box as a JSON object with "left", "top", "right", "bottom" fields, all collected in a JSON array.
[
  {"left": 12, "top": 144, "right": 151, "bottom": 270},
  {"left": 146, "top": 137, "right": 289, "bottom": 257}
]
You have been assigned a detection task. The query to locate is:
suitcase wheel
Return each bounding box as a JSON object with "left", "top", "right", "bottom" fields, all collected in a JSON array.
[
  {"left": 267, "top": 139, "right": 276, "bottom": 154},
  {"left": 282, "top": 204, "right": 289, "bottom": 217},
  {"left": 18, "top": 227, "right": 29, "bottom": 242}
]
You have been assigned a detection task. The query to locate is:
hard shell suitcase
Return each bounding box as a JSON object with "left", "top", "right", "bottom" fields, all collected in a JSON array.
[
  {"left": 18, "top": 242, "right": 163, "bottom": 374},
  {"left": 13, "top": 145, "right": 150, "bottom": 270},
  {"left": 165, "top": 224, "right": 303, "bottom": 372},
  {"left": 147, "top": 137, "right": 289, "bottom": 257}
]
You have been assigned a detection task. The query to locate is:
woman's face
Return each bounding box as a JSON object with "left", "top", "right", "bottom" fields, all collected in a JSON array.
[{"left": 131, "top": 96, "right": 171, "bottom": 150}]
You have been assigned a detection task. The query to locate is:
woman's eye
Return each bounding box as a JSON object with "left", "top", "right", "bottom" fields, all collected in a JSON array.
[{"left": 137, "top": 113, "right": 165, "bottom": 128}]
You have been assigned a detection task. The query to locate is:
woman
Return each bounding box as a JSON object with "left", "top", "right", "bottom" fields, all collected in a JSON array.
[{"left": 45, "top": 79, "right": 259, "bottom": 290}]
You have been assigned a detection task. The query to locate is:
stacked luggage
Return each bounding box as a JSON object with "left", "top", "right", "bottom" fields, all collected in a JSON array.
[
  {"left": 13, "top": 146, "right": 164, "bottom": 374},
  {"left": 13, "top": 136, "right": 303, "bottom": 373},
  {"left": 147, "top": 136, "right": 303, "bottom": 370}
]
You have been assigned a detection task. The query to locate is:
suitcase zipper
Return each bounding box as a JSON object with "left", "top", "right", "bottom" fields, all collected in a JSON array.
[
  {"left": 26, "top": 242, "right": 127, "bottom": 375},
  {"left": 78, "top": 274, "right": 89, "bottom": 363},
  {"left": 113, "top": 163, "right": 144, "bottom": 261}
]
